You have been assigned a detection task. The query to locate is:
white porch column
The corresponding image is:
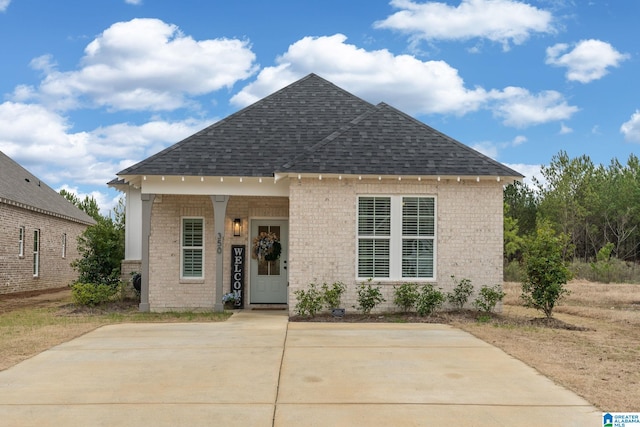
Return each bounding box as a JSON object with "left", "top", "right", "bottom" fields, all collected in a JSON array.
[
  {"left": 139, "top": 193, "right": 155, "bottom": 312},
  {"left": 211, "top": 195, "right": 229, "bottom": 312}
]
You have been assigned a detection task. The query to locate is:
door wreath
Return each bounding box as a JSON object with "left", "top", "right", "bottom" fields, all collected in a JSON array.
[{"left": 252, "top": 231, "right": 281, "bottom": 262}]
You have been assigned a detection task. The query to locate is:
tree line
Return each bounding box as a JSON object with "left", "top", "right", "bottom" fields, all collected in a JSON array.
[{"left": 504, "top": 150, "right": 640, "bottom": 264}]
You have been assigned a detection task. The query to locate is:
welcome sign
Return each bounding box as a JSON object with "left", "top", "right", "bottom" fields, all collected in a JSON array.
[{"left": 230, "top": 245, "right": 245, "bottom": 308}]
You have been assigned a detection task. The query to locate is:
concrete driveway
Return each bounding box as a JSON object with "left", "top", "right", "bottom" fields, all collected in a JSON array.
[{"left": 0, "top": 311, "right": 600, "bottom": 426}]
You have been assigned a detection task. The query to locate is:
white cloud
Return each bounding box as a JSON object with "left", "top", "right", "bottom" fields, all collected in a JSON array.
[
  {"left": 559, "top": 122, "right": 573, "bottom": 134},
  {"left": 621, "top": 110, "right": 640, "bottom": 142},
  {"left": 504, "top": 163, "right": 543, "bottom": 187},
  {"left": 375, "top": 0, "right": 555, "bottom": 51},
  {"left": 546, "top": 39, "right": 629, "bottom": 83},
  {"left": 232, "top": 34, "right": 577, "bottom": 128},
  {"left": 0, "top": 0, "right": 10, "bottom": 12},
  {"left": 512, "top": 135, "right": 527, "bottom": 146},
  {"left": 490, "top": 86, "right": 579, "bottom": 127},
  {"left": 0, "top": 101, "right": 211, "bottom": 186},
  {"left": 57, "top": 184, "right": 122, "bottom": 217},
  {"left": 125, "top": 0, "right": 142, "bottom": 4},
  {"left": 471, "top": 141, "right": 498, "bottom": 159},
  {"left": 25, "top": 18, "right": 257, "bottom": 111},
  {"left": 231, "top": 34, "right": 488, "bottom": 116}
]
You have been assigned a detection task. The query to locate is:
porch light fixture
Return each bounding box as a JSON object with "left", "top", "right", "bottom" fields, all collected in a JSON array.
[{"left": 233, "top": 218, "right": 242, "bottom": 236}]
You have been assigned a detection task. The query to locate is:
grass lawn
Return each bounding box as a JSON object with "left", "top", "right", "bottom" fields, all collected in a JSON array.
[{"left": 0, "top": 289, "right": 230, "bottom": 371}]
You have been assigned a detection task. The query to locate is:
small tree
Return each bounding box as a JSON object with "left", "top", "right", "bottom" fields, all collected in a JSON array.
[{"left": 521, "top": 220, "right": 572, "bottom": 318}]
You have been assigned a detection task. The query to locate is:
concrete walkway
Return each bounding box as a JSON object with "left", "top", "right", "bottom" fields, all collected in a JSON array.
[{"left": 0, "top": 311, "right": 600, "bottom": 426}]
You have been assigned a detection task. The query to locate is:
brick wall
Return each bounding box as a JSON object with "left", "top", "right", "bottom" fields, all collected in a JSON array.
[
  {"left": 288, "top": 178, "right": 504, "bottom": 314},
  {"left": 145, "top": 179, "right": 503, "bottom": 314},
  {"left": 0, "top": 203, "right": 88, "bottom": 295},
  {"left": 147, "top": 195, "right": 289, "bottom": 311}
]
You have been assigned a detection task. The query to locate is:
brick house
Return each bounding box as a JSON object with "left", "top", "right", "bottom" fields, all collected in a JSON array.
[
  {"left": 111, "top": 74, "right": 522, "bottom": 313},
  {"left": 0, "top": 151, "right": 95, "bottom": 295}
]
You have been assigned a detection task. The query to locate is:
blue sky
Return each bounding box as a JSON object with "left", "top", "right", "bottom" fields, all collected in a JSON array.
[{"left": 1, "top": 0, "right": 638, "bottom": 212}]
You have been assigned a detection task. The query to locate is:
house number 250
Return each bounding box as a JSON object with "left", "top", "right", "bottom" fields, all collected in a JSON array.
[{"left": 216, "top": 233, "right": 222, "bottom": 254}]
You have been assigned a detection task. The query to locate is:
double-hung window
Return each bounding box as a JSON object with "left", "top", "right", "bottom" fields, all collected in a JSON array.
[
  {"left": 181, "top": 218, "right": 204, "bottom": 279},
  {"left": 358, "top": 196, "right": 435, "bottom": 280},
  {"left": 62, "top": 233, "right": 67, "bottom": 258},
  {"left": 18, "top": 226, "right": 25, "bottom": 257},
  {"left": 33, "top": 229, "right": 40, "bottom": 277}
]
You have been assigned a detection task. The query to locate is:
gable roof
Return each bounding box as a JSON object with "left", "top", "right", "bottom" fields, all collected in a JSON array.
[
  {"left": 117, "top": 73, "right": 522, "bottom": 179},
  {"left": 0, "top": 151, "right": 96, "bottom": 225}
]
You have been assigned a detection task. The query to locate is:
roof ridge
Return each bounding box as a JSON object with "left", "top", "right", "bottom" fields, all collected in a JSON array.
[{"left": 279, "top": 104, "right": 379, "bottom": 171}]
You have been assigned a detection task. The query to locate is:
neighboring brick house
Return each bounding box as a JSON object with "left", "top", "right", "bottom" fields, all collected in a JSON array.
[
  {"left": 111, "top": 74, "right": 522, "bottom": 313},
  {"left": 0, "top": 151, "right": 95, "bottom": 295}
]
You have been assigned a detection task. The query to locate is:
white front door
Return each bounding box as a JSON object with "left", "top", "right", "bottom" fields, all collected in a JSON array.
[{"left": 250, "top": 220, "right": 288, "bottom": 304}]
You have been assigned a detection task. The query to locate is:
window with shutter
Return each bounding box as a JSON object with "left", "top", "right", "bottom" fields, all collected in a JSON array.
[
  {"left": 182, "top": 218, "right": 204, "bottom": 278},
  {"left": 357, "top": 196, "right": 435, "bottom": 280}
]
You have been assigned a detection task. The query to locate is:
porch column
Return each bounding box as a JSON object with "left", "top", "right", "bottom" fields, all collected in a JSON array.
[
  {"left": 139, "top": 193, "right": 155, "bottom": 312},
  {"left": 211, "top": 195, "right": 229, "bottom": 312}
]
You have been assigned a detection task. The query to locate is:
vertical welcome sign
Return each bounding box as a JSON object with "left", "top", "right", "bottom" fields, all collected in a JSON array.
[{"left": 230, "top": 245, "right": 245, "bottom": 308}]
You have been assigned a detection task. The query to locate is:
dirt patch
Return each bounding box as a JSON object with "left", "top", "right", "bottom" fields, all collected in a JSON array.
[{"left": 0, "top": 287, "right": 71, "bottom": 314}]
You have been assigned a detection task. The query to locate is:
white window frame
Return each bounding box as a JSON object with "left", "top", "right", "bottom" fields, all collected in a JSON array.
[
  {"left": 357, "top": 195, "right": 436, "bottom": 281},
  {"left": 33, "top": 229, "right": 40, "bottom": 277},
  {"left": 18, "top": 226, "right": 25, "bottom": 257},
  {"left": 181, "top": 217, "right": 205, "bottom": 279},
  {"left": 62, "top": 233, "right": 67, "bottom": 258}
]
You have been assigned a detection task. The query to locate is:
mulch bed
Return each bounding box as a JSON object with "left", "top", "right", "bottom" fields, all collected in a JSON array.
[{"left": 290, "top": 309, "right": 592, "bottom": 331}]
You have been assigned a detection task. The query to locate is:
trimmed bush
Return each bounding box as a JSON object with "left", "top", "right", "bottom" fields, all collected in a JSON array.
[
  {"left": 321, "top": 281, "right": 347, "bottom": 309},
  {"left": 393, "top": 282, "right": 420, "bottom": 313},
  {"left": 447, "top": 276, "right": 474, "bottom": 309},
  {"left": 293, "top": 283, "right": 324, "bottom": 317},
  {"left": 416, "top": 284, "right": 445, "bottom": 316},
  {"left": 354, "top": 280, "right": 385, "bottom": 315},
  {"left": 71, "top": 282, "right": 118, "bottom": 306},
  {"left": 473, "top": 285, "right": 506, "bottom": 313}
]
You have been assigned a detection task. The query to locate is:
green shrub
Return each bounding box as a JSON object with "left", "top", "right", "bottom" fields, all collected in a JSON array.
[
  {"left": 354, "top": 280, "right": 385, "bottom": 315},
  {"left": 71, "top": 282, "right": 118, "bottom": 306},
  {"left": 571, "top": 258, "right": 640, "bottom": 283},
  {"left": 293, "top": 283, "right": 324, "bottom": 317},
  {"left": 447, "top": 276, "right": 474, "bottom": 309},
  {"left": 321, "top": 281, "right": 347, "bottom": 309},
  {"left": 473, "top": 285, "right": 506, "bottom": 313},
  {"left": 589, "top": 243, "right": 615, "bottom": 283},
  {"left": 416, "top": 284, "right": 445, "bottom": 316},
  {"left": 393, "top": 282, "right": 420, "bottom": 312},
  {"left": 504, "top": 259, "right": 525, "bottom": 282}
]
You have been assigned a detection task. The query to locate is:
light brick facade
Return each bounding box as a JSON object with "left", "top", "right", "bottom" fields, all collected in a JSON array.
[
  {"left": 147, "top": 195, "right": 289, "bottom": 311},
  {"left": 0, "top": 203, "right": 87, "bottom": 295},
  {"left": 145, "top": 177, "right": 503, "bottom": 313},
  {"left": 288, "top": 178, "right": 504, "bottom": 313}
]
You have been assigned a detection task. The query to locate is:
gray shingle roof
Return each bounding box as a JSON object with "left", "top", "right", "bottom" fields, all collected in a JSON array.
[
  {"left": 118, "top": 73, "right": 522, "bottom": 178},
  {"left": 0, "top": 151, "right": 95, "bottom": 225}
]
